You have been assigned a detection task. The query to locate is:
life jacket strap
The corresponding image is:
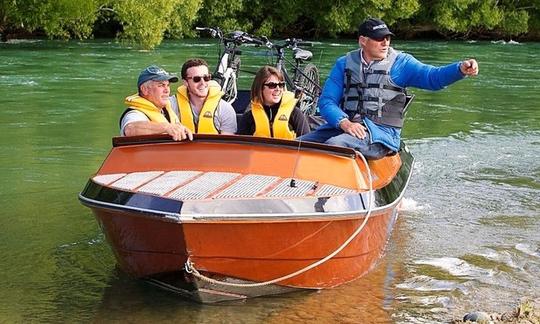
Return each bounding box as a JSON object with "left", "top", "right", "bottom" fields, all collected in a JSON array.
[{"left": 345, "top": 83, "right": 405, "bottom": 93}]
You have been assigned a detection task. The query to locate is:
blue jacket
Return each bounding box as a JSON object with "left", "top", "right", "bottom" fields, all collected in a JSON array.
[{"left": 319, "top": 50, "right": 465, "bottom": 151}]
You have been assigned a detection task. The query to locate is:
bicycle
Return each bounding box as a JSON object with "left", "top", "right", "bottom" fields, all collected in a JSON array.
[
  {"left": 261, "top": 37, "right": 321, "bottom": 116},
  {"left": 195, "top": 27, "right": 263, "bottom": 105}
]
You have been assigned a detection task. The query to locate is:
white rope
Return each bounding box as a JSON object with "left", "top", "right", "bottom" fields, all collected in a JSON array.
[{"left": 184, "top": 151, "right": 374, "bottom": 288}]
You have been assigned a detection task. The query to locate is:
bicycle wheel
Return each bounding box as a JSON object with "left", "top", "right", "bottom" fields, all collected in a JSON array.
[
  {"left": 222, "top": 56, "right": 241, "bottom": 103},
  {"left": 297, "top": 63, "right": 320, "bottom": 116}
]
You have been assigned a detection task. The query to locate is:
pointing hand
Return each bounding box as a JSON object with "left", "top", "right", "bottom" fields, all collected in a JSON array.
[{"left": 460, "top": 59, "right": 479, "bottom": 76}]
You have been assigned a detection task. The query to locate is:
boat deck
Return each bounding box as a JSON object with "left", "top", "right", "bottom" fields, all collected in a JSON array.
[{"left": 93, "top": 171, "right": 356, "bottom": 201}]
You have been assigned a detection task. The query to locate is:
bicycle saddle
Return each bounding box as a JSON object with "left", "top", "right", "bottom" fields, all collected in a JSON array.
[{"left": 293, "top": 48, "right": 313, "bottom": 61}]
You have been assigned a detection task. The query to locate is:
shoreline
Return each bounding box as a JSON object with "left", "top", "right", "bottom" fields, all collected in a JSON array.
[{"left": 452, "top": 298, "right": 540, "bottom": 323}]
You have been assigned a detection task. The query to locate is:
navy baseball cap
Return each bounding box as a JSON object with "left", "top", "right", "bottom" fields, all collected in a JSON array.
[
  {"left": 137, "top": 65, "right": 179, "bottom": 88},
  {"left": 358, "top": 18, "right": 395, "bottom": 39}
]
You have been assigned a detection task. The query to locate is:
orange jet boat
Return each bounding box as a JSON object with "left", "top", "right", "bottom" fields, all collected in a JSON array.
[{"left": 79, "top": 134, "right": 414, "bottom": 303}]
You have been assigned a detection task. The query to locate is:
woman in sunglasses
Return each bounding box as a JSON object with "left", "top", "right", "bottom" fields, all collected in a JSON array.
[{"left": 237, "top": 66, "right": 309, "bottom": 139}]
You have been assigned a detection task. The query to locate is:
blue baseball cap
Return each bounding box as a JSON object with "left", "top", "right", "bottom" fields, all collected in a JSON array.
[{"left": 137, "top": 65, "right": 179, "bottom": 88}]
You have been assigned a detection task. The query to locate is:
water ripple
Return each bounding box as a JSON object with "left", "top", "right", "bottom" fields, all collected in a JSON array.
[
  {"left": 515, "top": 243, "right": 540, "bottom": 258},
  {"left": 397, "top": 275, "right": 462, "bottom": 292},
  {"left": 415, "top": 257, "right": 494, "bottom": 279}
]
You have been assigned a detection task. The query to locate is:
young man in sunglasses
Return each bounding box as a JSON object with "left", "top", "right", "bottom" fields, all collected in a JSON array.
[
  {"left": 299, "top": 18, "right": 479, "bottom": 159},
  {"left": 121, "top": 65, "right": 193, "bottom": 141},
  {"left": 170, "top": 58, "right": 237, "bottom": 134}
]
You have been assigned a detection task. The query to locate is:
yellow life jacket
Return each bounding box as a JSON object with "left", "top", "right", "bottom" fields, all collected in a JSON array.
[
  {"left": 124, "top": 94, "right": 179, "bottom": 124},
  {"left": 175, "top": 82, "right": 223, "bottom": 134},
  {"left": 251, "top": 91, "right": 298, "bottom": 139}
]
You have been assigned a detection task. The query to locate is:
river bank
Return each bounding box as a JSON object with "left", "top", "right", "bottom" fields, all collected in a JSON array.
[
  {"left": 2, "top": 26, "right": 540, "bottom": 44},
  {"left": 452, "top": 298, "right": 540, "bottom": 323}
]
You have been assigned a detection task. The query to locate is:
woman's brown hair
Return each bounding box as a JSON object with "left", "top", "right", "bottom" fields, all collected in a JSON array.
[{"left": 250, "top": 66, "right": 284, "bottom": 104}]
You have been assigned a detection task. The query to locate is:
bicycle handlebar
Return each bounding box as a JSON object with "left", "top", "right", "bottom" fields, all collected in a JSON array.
[
  {"left": 228, "top": 31, "right": 264, "bottom": 46},
  {"left": 195, "top": 26, "right": 222, "bottom": 39},
  {"left": 245, "top": 36, "right": 264, "bottom": 46},
  {"left": 263, "top": 37, "right": 313, "bottom": 50},
  {"left": 196, "top": 27, "right": 263, "bottom": 46}
]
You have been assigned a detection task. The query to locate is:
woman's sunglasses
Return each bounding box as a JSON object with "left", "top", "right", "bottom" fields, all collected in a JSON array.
[
  {"left": 186, "top": 74, "right": 212, "bottom": 83},
  {"left": 264, "top": 82, "right": 286, "bottom": 89}
]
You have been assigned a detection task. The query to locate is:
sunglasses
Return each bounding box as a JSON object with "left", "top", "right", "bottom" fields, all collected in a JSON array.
[
  {"left": 264, "top": 82, "right": 286, "bottom": 89},
  {"left": 186, "top": 74, "right": 212, "bottom": 83},
  {"left": 369, "top": 35, "right": 391, "bottom": 42}
]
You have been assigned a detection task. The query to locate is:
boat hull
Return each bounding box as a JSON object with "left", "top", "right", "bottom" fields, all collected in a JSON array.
[{"left": 88, "top": 204, "right": 399, "bottom": 302}]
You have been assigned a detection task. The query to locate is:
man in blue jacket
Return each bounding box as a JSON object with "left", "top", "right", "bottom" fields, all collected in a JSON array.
[{"left": 299, "top": 18, "right": 479, "bottom": 159}]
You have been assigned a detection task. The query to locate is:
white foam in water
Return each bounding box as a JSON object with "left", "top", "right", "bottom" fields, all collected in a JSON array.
[
  {"left": 396, "top": 295, "right": 453, "bottom": 309},
  {"left": 479, "top": 249, "right": 522, "bottom": 270},
  {"left": 80, "top": 53, "right": 107, "bottom": 57},
  {"left": 400, "top": 197, "right": 425, "bottom": 211},
  {"left": 417, "top": 296, "right": 452, "bottom": 308},
  {"left": 22, "top": 81, "right": 38, "bottom": 86},
  {"left": 183, "top": 43, "right": 213, "bottom": 47},
  {"left": 5, "top": 39, "right": 41, "bottom": 44},
  {"left": 396, "top": 275, "right": 459, "bottom": 292},
  {"left": 490, "top": 39, "right": 521, "bottom": 45},
  {"left": 415, "top": 257, "right": 494, "bottom": 278},
  {"left": 515, "top": 243, "right": 540, "bottom": 257}
]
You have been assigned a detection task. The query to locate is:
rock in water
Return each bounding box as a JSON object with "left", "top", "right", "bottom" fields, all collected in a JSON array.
[{"left": 463, "top": 311, "right": 491, "bottom": 323}]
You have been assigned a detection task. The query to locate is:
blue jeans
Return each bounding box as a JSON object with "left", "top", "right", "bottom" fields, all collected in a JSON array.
[
  {"left": 297, "top": 126, "right": 343, "bottom": 143},
  {"left": 297, "top": 126, "right": 392, "bottom": 160}
]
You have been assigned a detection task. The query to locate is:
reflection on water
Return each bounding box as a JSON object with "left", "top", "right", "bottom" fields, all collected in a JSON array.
[
  {"left": 90, "top": 218, "right": 407, "bottom": 323},
  {"left": 0, "top": 39, "right": 539, "bottom": 322}
]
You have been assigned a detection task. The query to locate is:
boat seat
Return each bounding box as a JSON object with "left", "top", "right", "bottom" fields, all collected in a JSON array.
[{"left": 232, "top": 90, "right": 251, "bottom": 114}]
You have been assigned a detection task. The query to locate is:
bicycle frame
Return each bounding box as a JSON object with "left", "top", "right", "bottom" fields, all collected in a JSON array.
[
  {"left": 196, "top": 27, "right": 262, "bottom": 105},
  {"left": 216, "top": 50, "right": 238, "bottom": 103},
  {"left": 273, "top": 48, "right": 295, "bottom": 91},
  {"left": 264, "top": 38, "right": 321, "bottom": 115},
  {"left": 268, "top": 41, "right": 320, "bottom": 91}
]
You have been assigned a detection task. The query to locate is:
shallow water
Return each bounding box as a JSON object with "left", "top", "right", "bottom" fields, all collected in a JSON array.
[{"left": 0, "top": 38, "right": 539, "bottom": 323}]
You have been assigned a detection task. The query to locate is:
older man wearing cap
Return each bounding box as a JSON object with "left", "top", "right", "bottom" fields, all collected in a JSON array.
[
  {"left": 120, "top": 65, "right": 193, "bottom": 141},
  {"left": 299, "top": 18, "right": 479, "bottom": 159}
]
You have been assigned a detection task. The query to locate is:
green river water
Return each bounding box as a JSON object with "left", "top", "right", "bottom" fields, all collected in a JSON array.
[{"left": 1, "top": 38, "right": 539, "bottom": 323}]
